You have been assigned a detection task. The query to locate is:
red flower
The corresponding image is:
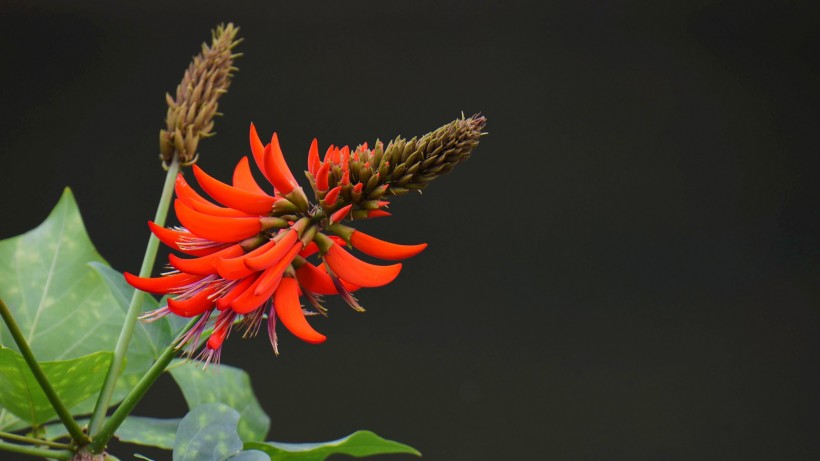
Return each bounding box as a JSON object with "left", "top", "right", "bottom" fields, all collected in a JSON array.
[{"left": 127, "top": 124, "right": 426, "bottom": 363}]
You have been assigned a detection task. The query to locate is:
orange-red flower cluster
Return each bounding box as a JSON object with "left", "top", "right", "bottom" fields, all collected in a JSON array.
[{"left": 127, "top": 125, "right": 426, "bottom": 363}]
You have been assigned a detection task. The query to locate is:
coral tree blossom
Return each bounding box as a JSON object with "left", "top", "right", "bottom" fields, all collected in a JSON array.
[{"left": 126, "top": 124, "right": 429, "bottom": 363}]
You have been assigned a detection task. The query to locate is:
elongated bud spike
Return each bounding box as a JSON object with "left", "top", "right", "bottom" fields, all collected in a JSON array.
[{"left": 160, "top": 23, "right": 241, "bottom": 167}]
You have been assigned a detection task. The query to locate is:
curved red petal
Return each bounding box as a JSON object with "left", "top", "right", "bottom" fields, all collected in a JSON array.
[
  {"left": 125, "top": 272, "right": 203, "bottom": 295},
  {"left": 367, "top": 210, "right": 392, "bottom": 218},
  {"left": 330, "top": 204, "right": 352, "bottom": 224},
  {"left": 350, "top": 230, "right": 427, "bottom": 260},
  {"left": 174, "top": 200, "right": 262, "bottom": 243},
  {"left": 231, "top": 265, "right": 281, "bottom": 314},
  {"left": 214, "top": 239, "right": 276, "bottom": 280},
  {"left": 299, "top": 241, "right": 319, "bottom": 258},
  {"left": 323, "top": 186, "right": 342, "bottom": 207},
  {"left": 308, "top": 138, "right": 321, "bottom": 176},
  {"left": 273, "top": 278, "right": 326, "bottom": 344},
  {"left": 168, "top": 244, "right": 244, "bottom": 275},
  {"left": 216, "top": 276, "right": 257, "bottom": 311},
  {"left": 193, "top": 165, "right": 277, "bottom": 215},
  {"left": 167, "top": 287, "right": 215, "bottom": 317},
  {"left": 254, "top": 243, "right": 302, "bottom": 296},
  {"left": 149, "top": 221, "right": 205, "bottom": 256},
  {"left": 244, "top": 229, "right": 299, "bottom": 271},
  {"left": 315, "top": 162, "right": 330, "bottom": 192},
  {"left": 295, "top": 262, "right": 337, "bottom": 295},
  {"left": 253, "top": 266, "right": 284, "bottom": 297},
  {"left": 249, "top": 123, "right": 276, "bottom": 188},
  {"left": 324, "top": 244, "right": 401, "bottom": 288},
  {"left": 264, "top": 133, "right": 297, "bottom": 194},
  {"left": 232, "top": 156, "right": 268, "bottom": 194},
  {"left": 316, "top": 262, "right": 361, "bottom": 292},
  {"left": 175, "top": 174, "right": 247, "bottom": 218}
]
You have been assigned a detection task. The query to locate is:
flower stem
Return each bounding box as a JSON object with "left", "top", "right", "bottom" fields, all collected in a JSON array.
[
  {"left": 88, "top": 316, "right": 199, "bottom": 454},
  {"left": 0, "top": 440, "right": 72, "bottom": 460},
  {"left": 0, "top": 299, "right": 87, "bottom": 444},
  {"left": 0, "top": 431, "right": 72, "bottom": 449},
  {"left": 88, "top": 156, "right": 181, "bottom": 436}
]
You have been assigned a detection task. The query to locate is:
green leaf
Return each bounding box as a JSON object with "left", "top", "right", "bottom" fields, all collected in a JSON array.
[
  {"left": 168, "top": 360, "right": 270, "bottom": 442},
  {"left": 0, "top": 347, "right": 112, "bottom": 425},
  {"left": 174, "top": 403, "right": 262, "bottom": 461},
  {"left": 0, "top": 189, "right": 174, "bottom": 428},
  {"left": 115, "top": 416, "right": 181, "bottom": 450},
  {"left": 0, "top": 189, "right": 122, "bottom": 360},
  {"left": 244, "top": 431, "right": 421, "bottom": 461}
]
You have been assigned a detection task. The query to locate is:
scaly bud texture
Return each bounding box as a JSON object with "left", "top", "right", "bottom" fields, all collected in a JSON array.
[
  {"left": 128, "top": 114, "right": 485, "bottom": 363},
  {"left": 159, "top": 23, "right": 242, "bottom": 167}
]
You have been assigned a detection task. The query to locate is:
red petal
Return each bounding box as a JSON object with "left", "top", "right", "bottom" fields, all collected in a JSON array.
[
  {"left": 299, "top": 241, "right": 319, "bottom": 258},
  {"left": 249, "top": 123, "right": 277, "bottom": 189},
  {"left": 308, "top": 138, "right": 321, "bottom": 176},
  {"left": 256, "top": 243, "right": 303, "bottom": 295},
  {"left": 168, "top": 244, "right": 244, "bottom": 275},
  {"left": 324, "top": 244, "right": 401, "bottom": 288},
  {"left": 264, "top": 133, "right": 298, "bottom": 194},
  {"left": 367, "top": 210, "right": 392, "bottom": 218},
  {"left": 295, "top": 262, "right": 336, "bottom": 294},
  {"left": 232, "top": 156, "right": 268, "bottom": 194},
  {"left": 274, "top": 278, "right": 326, "bottom": 344},
  {"left": 323, "top": 186, "right": 342, "bottom": 206},
  {"left": 349, "top": 230, "right": 427, "bottom": 260},
  {"left": 317, "top": 262, "right": 360, "bottom": 292},
  {"left": 214, "top": 239, "right": 276, "bottom": 280},
  {"left": 315, "top": 162, "right": 330, "bottom": 191},
  {"left": 148, "top": 221, "right": 222, "bottom": 257},
  {"left": 330, "top": 204, "right": 352, "bottom": 224},
  {"left": 216, "top": 276, "right": 256, "bottom": 311},
  {"left": 231, "top": 265, "right": 282, "bottom": 314},
  {"left": 340, "top": 170, "right": 350, "bottom": 185},
  {"left": 174, "top": 200, "right": 262, "bottom": 243},
  {"left": 353, "top": 182, "right": 363, "bottom": 193},
  {"left": 175, "top": 174, "right": 249, "bottom": 218},
  {"left": 244, "top": 229, "right": 299, "bottom": 271},
  {"left": 125, "top": 272, "right": 203, "bottom": 295},
  {"left": 167, "top": 287, "right": 215, "bottom": 317},
  {"left": 193, "top": 165, "right": 277, "bottom": 215}
]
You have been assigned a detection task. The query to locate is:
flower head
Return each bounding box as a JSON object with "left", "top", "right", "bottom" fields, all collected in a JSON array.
[{"left": 128, "top": 115, "right": 485, "bottom": 362}]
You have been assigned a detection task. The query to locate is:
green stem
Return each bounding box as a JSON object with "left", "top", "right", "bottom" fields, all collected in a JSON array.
[
  {"left": 0, "top": 299, "right": 87, "bottom": 443},
  {"left": 0, "top": 440, "right": 72, "bottom": 459},
  {"left": 0, "top": 431, "right": 72, "bottom": 449},
  {"left": 88, "top": 316, "right": 199, "bottom": 454},
  {"left": 88, "top": 156, "right": 180, "bottom": 435}
]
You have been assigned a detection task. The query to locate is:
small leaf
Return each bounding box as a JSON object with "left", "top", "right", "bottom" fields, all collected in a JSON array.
[
  {"left": 0, "top": 347, "right": 112, "bottom": 425},
  {"left": 115, "top": 416, "right": 181, "bottom": 450},
  {"left": 168, "top": 360, "right": 270, "bottom": 442},
  {"left": 244, "top": 431, "right": 421, "bottom": 461},
  {"left": 173, "top": 403, "right": 244, "bottom": 461}
]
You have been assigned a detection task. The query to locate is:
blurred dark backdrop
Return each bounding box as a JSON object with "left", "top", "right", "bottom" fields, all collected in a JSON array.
[{"left": 1, "top": 1, "right": 819, "bottom": 460}]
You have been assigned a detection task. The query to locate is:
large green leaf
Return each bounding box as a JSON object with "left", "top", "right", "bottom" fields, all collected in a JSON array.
[
  {"left": 0, "top": 189, "right": 121, "bottom": 359},
  {"left": 0, "top": 189, "right": 174, "bottom": 429},
  {"left": 115, "top": 416, "right": 181, "bottom": 449},
  {"left": 173, "top": 403, "right": 268, "bottom": 461},
  {"left": 0, "top": 347, "right": 112, "bottom": 425},
  {"left": 244, "top": 431, "right": 421, "bottom": 461},
  {"left": 168, "top": 360, "right": 270, "bottom": 442}
]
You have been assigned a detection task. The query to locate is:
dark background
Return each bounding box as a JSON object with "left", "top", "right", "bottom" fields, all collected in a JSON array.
[{"left": 1, "top": 1, "right": 819, "bottom": 460}]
